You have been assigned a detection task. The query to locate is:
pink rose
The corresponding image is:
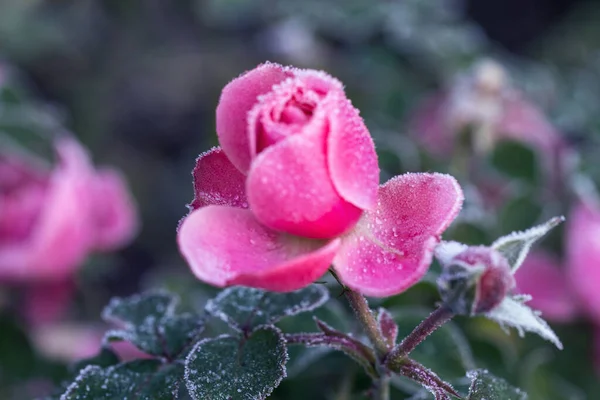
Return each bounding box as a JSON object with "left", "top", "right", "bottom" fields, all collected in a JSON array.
[
  {"left": 566, "top": 201, "right": 600, "bottom": 324},
  {"left": 0, "top": 137, "right": 138, "bottom": 283},
  {"left": 178, "top": 63, "right": 464, "bottom": 296}
]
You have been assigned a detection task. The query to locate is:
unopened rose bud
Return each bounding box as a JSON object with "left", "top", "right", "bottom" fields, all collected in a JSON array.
[{"left": 437, "top": 246, "right": 515, "bottom": 315}]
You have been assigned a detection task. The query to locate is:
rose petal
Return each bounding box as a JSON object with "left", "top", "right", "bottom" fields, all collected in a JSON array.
[
  {"left": 333, "top": 173, "right": 463, "bottom": 297},
  {"left": 216, "top": 62, "right": 294, "bottom": 173},
  {"left": 29, "top": 139, "right": 95, "bottom": 278},
  {"left": 327, "top": 91, "right": 379, "bottom": 210},
  {"left": 514, "top": 251, "right": 578, "bottom": 323},
  {"left": 189, "top": 147, "right": 248, "bottom": 210},
  {"left": 247, "top": 129, "right": 362, "bottom": 239},
  {"left": 178, "top": 205, "right": 340, "bottom": 292},
  {"left": 566, "top": 202, "right": 600, "bottom": 324},
  {"left": 247, "top": 69, "right": 343, "bottom": 157},
  {"left": 0, "top": 138, "right": 94, "bottom": 281},
  {"left": 90, "top": 168, "right": 138, "bottom": 251}
]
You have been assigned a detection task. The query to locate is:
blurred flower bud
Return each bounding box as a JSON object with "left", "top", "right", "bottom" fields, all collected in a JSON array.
[
  {"left": 410, "top": 59, "right": 564, "bottom": 169},
  {"left": 437, "top": 246, "right": 515, "bottom": 315}
]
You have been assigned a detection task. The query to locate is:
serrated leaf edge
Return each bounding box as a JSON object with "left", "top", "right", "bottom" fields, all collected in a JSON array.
[
  {"left": 205, "top": 285, "right": 330, "bottom": 331},
  {"left": 184, "top": 325, "right": 288, "bottom": 400}
]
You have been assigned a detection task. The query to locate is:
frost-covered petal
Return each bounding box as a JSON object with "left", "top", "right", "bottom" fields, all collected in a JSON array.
[
  {"left": 216, "top": 62, "right": 294, "bottom": 173},
  {"left": 178, "top": 205, "right": 340, "bottom": 292},
  {"left": 247, "top": 129, "right": 362, "bottom": 239},
  {"left": 247, "top": 68, "right": 344, "bottom": 156},
  {"left": 333, "top": 173, "right": 464, "bottom": 297},
  {"left": 189, "top": 147, "right": 248, "bottom": 210},
  {"left": 327, "top": 92, "right": 379, "bottom": 210},
  {"left": 514, "top": 251, "right": 578, "bottom": 323},
  {"left": 90, "top": 168, "right": 138, "bottom": 251},
  {"left": 566, "top": 202, "right": 600, "bottom": 324}
]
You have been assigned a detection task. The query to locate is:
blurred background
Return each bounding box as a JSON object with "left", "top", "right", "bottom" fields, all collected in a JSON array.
[{"left": 1, "top": 0, "right": 600, "bottom": 399}]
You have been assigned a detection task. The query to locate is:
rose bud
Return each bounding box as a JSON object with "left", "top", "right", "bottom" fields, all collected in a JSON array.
[{"left": 437, "top": 246, "right": 515, "bottom": 315}]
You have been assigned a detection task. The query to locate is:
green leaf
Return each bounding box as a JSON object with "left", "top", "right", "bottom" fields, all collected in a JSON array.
[
  {"left": 102, "top": 290, "right": 204, "bottom": 358},
  {"left": 467, "top": 369, "right": 527, "bottom": 399},
  {"left": 61, "top": 360, "right": 184, "bottom": 400},
  {"left": 485, "top": 296, "right": 562, "bottom": 349},
  {"left": 206, "top": 285, "right": 329, "bottom": 331},
  {"left": 185, "top": 326, "right": 288, "bottom": 400},
  {"left": 492, "top": 217, "right": 564, "bottom": 272}
]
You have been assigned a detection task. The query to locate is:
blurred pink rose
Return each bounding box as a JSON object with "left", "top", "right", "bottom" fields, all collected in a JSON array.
[
  {"left": 569, "top": 200, "right": 600, "bottom": 374},
  {"left": 410, "top": 60, "right": 564, "bottom": 165},
  {"left": 178, "top": 62, "right": 464, "bottom": 296},
  {"left": 514, "top": 251, "right": 578, "bottom": 323},
  {"left": 566, "top": 201, "right": 600, "bottom": 324},
  {"left": 0, "top": 137, "right": 137, "bottom": 283}
]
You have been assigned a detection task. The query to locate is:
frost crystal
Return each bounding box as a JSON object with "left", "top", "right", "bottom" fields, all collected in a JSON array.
[
  {"left": 485, "top": 296, "right": 563, "bottom": 349},
  {"left": 491, "top": 216, "right": 564, "bottom": 273}
]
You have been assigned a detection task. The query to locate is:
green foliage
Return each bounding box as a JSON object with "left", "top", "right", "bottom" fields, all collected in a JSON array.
[
  {"left": 205, "top": 285, "right": 329, "bottom": 332},
  {"left": 467, "top": 369, "right": 527, "bottom": 400},
  {"left": 61, "top": 360, "right": 185, "bottom": 400},
  {"left": 185, "top": 326, "right": 288, "bottom": 400},
  {"left": 102, "top": 291, "right": 204, "bottom": 358}
]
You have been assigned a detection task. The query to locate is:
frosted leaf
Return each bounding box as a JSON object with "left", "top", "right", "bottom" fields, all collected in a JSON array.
[
  {"left": 41, "top": 348, "right": 121, "bottom": 400},
  {"left": 60, "top": 360, "right": 184, "bottom": 400},
  {"left": 434, "top": 241, "right": 469, "bottom": 266},
  {"left": 491, "top": 217, "right": 564, "bottom": 273},
  {"left": 185, "top": 326, "right": 288, "bottom": 400},
  {"left": 466, "top": 369, "right": 528, "bottom": 399},
  {"left": 205, "top": 285, "right": 329, "bottom": 331},
  {"left": 376, "top": 308, "right": 398, "bottom": 347},
  {"left": 102, "top": 291, "right": 204, "bottom": 358},
  {"left": 485, "top": 296, "right": 562, "bottom": 349}
]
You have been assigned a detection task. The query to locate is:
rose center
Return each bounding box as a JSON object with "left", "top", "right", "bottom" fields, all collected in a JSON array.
[{"left": 257, "top": 88, "right": 323, "bottom": 152}]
